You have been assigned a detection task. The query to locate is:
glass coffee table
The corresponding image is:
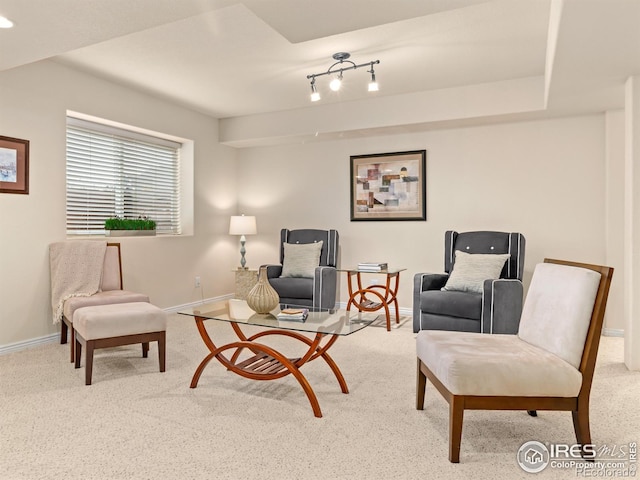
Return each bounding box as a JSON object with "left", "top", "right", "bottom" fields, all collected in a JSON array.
[{"left": 178, "top": 299, "right": 377, "bottom": 418}]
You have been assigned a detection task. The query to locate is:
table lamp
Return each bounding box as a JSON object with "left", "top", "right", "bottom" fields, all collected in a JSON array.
[{"left": 229, "top": 215, "right": 257, "bottom": 269}]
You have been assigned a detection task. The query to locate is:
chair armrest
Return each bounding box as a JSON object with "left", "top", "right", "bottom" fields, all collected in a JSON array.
[
  {"left": 413, "top": 273, "right": 449, "bottom": 333},
  {"left": 414, "top": 273, "right": 449, "bottom": 292},
  {"left": 262, "top": 264, "right": 282, "bottom": 279},
  {"left": 313, "top": 266, "right": 337, "bottom": 311},
  {"left": 481, "top": 279, "right": 523, "bottom": 334}
]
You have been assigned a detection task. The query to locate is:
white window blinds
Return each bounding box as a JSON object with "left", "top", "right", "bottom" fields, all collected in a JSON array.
[{"left": 66, "top": 117, "right": 181, "bottom": 235}]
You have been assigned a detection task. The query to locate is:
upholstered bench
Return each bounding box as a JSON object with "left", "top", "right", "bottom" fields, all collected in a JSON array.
[{"left": 73, "top": 302, "right": 167, "bottom": 385}]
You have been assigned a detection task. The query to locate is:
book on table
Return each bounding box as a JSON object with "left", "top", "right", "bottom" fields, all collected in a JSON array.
[
  {"left": 357, "top": 262, "right": 388, "bottom": 271},
  {"left": 277, "top": 308, "right": 309, "bottom": 322}
]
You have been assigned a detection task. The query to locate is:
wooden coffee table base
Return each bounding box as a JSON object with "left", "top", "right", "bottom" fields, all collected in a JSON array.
[{"left": 190, "top": 316, "right": 348, "bottom": 418}]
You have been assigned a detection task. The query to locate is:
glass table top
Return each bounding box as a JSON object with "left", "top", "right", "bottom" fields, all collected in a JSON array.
[
  {"left": 338, "top": 267, "right": 406, "bottom": 274},
  {"left": 178, "top": 299, "right": 378, "bottom": 336}
]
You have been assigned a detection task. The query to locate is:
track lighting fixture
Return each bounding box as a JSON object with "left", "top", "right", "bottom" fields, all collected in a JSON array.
[{"left": 307, "top": 52, "right": 380, "bottom": 102}]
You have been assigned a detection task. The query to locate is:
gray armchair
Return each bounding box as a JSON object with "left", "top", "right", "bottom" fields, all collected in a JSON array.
[
  {"left": 264, "top": 228, "right": 339, "bottom": 311},
  {"left": 413, "top": 230, "right": 525, "bottom": 334}
]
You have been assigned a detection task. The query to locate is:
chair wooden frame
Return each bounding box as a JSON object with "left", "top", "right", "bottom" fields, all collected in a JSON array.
[
  {"left": 416, "top": 258, "right": 614, "bottom": 463},
  {"left": 59, "top": 243, "right": 123, "bottom": 362}
]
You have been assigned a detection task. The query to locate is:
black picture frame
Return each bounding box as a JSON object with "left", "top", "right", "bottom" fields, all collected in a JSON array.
[{"left": 350, "top": 150, "right": 426, "bottom": 221}]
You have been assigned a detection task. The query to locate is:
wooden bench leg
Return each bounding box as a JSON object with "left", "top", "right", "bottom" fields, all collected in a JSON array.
[
  {"left": 85, "top": 341, "right": 95, "bottom": 386},
  {"left": 158, "top": 332, "right": 166, "bottom": 372},
  {"left": 74, "top": 336, "right": 82, "bottom": 369},
  {"left": 74, "top": 332, "right": 94, "bottom": 385},
  {"left": 142, "top": 342, "right": 149, "bottom": 358},
  {"left": 70, "top": 328, "right": 75, "bottom": 363},
  {"left": 449, "top": 396, "right": 464, "bottom": 463}
]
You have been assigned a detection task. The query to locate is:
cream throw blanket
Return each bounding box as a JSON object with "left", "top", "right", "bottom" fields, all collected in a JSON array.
[{"left": 49, "top": 241, "right": 107, "bottom": 324}]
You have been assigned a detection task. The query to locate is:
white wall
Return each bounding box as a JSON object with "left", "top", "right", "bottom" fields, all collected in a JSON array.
[
  {"left": 605, "top": 110, "right": 625, "bottom": 334},
  {"left": 0, "top": 59, "right": 622, "bottom": 348},
  {"left": 0, "top": 60, "right": 238, "bottom": 347},
  {"left": 236, "top": 115, "right": 620, "bottom": 329}
]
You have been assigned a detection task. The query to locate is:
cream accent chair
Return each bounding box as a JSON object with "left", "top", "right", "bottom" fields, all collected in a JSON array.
[
  {"left": 59, "top": 243, "right": 150, "bottom": 362},
  {"left": 416, "top": 259, "right": 613, "bottom": 463}
]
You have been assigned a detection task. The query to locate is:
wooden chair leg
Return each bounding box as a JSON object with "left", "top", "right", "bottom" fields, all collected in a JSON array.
[
  {"left": 85, "top": 341, "right": 95, "bottom": 386},
  {"left": 571, "top": 400, "right": 591, "bottom": 445},
  {"left": 142, "top": 342, "right": 149, "bottom": 358},
  {"left": 416, "top": 359, "right": 426, "bottom": 410},
  {"left": 158, "top": 332, "right": 166, "bottom": 373},
  {"left": 61, "top": 321, "right": 68, "bottom": 345},
  {"left": 449, "top": 396, "right": 464, "bottom": 463},
  {"left": 62, "top": 319, "right": 76, "bottom": 362}
]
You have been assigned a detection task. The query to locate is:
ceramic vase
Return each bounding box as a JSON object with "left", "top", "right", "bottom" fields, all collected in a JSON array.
[{"left": 246, "top": 266, "right": 280, "bottom": 314}]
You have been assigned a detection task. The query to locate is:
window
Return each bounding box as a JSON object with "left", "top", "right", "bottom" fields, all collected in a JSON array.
[{"left": 66, "top": 116, "right": 181, "bottom": 235}]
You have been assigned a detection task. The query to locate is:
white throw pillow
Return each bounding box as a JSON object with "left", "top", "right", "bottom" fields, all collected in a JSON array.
[
  {"left": 442, "top": 250, "right": 510, "bottom": 294},
  {"left": 281, "top": 241, "right": 323, "bottom": 278}
]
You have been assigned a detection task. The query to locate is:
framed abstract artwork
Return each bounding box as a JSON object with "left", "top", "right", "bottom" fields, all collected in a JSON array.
[
  {"left": 0, "top": 135, "right": 29, "bottom": 195},
  {"left": 350, "top": 150, "right": 426, "bottom": 221}
]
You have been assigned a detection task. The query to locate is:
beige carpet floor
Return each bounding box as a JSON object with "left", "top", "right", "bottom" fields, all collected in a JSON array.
[{"left": 0, "top": 314, "right": 638, "bottom": 480}]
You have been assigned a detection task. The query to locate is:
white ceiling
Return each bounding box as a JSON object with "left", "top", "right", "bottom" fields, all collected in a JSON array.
[{"left": 1, "top": 0, "right": 640, "bottom": 126}]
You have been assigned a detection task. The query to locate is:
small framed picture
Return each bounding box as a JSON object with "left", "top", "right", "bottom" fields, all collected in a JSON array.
[
  {"left": 0, "top": 135, "right": 30, "bottom": 195},
  {"left": 350, "top": 150, "right": 426, "bottom": 221}
]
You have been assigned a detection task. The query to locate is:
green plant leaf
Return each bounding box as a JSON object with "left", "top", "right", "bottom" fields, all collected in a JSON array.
[{"left": 104, "top": 217, "right": 156, "bottom": 230}]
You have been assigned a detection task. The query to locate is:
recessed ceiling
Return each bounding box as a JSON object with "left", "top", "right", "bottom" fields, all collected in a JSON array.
[
  {"left": 2, "top": 0, "right": 640, "bottom": 135},
  {"left": 242, "top": 0, "right": 492, "bottom": 43},
  {"left": 48, "top": 0, "right": 550, "bottom": 118},
  {"left": 0, "top": 0, "right": 236, "bottom": 71}
]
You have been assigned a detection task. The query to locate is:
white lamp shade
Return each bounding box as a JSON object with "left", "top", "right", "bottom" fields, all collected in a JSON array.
[{"left": 229, "top": 215, "right": 257, "bottom": 235}]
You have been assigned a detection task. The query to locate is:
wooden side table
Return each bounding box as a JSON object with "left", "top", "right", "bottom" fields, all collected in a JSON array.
[
  {"left": 340, "top": 267, "right": 406, "bottom": 331},
  {"left": 234, "top": 269, "right": 258, "bottom": 300}
]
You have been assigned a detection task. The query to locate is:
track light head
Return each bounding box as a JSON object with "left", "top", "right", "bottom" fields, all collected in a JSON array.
[
  {"left": 368, "top": 65, "right": 379, "bottom": 92},
  {"left": 310, "top": 78, "right": 320, "bottom": 102},
  {"left": 329, "top": 73, "right": 342, "bottom": 92},
  {"left": 0, "top": 16, "right": 13, "bottom": 28}
]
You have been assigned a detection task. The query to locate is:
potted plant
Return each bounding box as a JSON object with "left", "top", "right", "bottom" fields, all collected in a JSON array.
[{"left": 104, "top": 216, "right": 157, "bottom": 237}]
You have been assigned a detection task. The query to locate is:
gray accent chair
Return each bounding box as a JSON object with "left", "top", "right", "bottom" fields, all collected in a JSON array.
[
  {"left": 264, "top": 228, "right": 339, "bottom": 311},
  {"left": 413, "top": 230, "right": 526, "bottom": 334}
]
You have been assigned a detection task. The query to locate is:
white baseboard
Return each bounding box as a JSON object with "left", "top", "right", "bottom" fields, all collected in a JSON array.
[
  {"left": 0, "top": 333, "right": 59, "bottom": 355},
  {"left": 0, "top": 295, "right": 235, "bottom": 356},
  {"left": 603, "top": 328, "right": 624, "bottom": 337},
  {"left": 162, "top": 294, "right": 233, "bottom": 314}
]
